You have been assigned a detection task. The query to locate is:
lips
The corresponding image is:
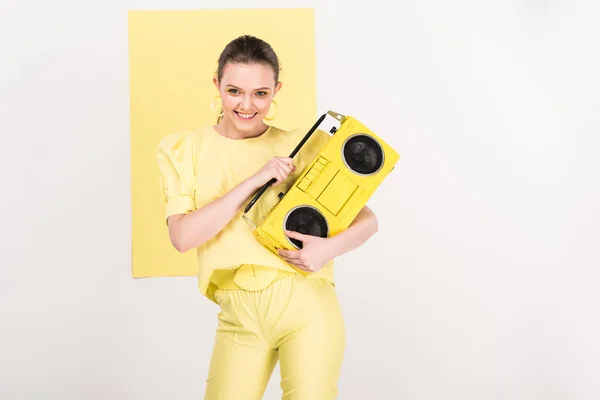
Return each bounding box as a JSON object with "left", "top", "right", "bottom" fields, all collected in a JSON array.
[{"left": 234, "top": 111, "right": 257, "bottom": 120}]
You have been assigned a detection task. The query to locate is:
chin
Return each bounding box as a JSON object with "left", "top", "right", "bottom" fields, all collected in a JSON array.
[{"left": 234, "top": 120, "right": 258, "bottom": 131}]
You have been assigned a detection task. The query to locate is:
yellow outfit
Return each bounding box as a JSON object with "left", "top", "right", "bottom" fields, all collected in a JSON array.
[
  {"left": 155, "top": 124, "right": 334, "bottom": 302},
  {"left": 156, "top": 124, "right": 345, "bottom": 399},
  {"left": 206, "top": 271, "right": 345, "bottom": 400}
]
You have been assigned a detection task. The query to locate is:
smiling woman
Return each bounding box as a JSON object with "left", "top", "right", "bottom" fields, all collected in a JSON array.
[
  {"left": 155, "top": 34, "right": 379, "bottom": 400},
  {"left": 214, "top": 62, "right": 282, "bottom": 137},
  {"left": 212, "top": 35, "right": 283, "bottom": 137}
]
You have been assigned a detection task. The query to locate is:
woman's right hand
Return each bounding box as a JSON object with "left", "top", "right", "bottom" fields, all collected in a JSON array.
[{"left": 249, "top": 156, "right": 297, "bottom": 188}]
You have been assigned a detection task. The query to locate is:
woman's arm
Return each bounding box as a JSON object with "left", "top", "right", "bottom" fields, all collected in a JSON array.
[
  {"left": 167, "top": 177, "right": 259, "bottom": 253},
  {"left": 277, "top": 205, "right": 379, "bottom": 272},
  {"left": 327, "top": 205, "right": 379, "bottom": 258},
  {"left": 167, "top": 156, "right": 296, "bottom": 253}
]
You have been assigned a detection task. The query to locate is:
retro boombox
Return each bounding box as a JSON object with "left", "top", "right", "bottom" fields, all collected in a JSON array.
[{"left": 242, "top": 110, "right": 400, "bottom": 263}]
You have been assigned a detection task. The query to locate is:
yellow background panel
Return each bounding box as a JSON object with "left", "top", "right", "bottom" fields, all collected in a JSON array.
[{"left": 128, "top": 9, "right": 317, "bottom": 277}]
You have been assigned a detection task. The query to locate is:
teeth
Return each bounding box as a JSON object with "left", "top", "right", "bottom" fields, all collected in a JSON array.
[{"left": 237, "top": 112, "right": 255, "bottom": 119}]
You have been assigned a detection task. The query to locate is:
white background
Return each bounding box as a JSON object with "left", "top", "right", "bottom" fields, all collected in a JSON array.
[{"left": 1, "top": 1, "right": 599, "bottom": 399}]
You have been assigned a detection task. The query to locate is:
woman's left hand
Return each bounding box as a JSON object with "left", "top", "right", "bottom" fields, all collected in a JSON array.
[{"left": 277, "top": 230, "right": 336, "bottom": 273}]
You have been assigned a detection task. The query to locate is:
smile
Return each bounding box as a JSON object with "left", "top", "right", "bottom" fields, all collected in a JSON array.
[{"left": 234, "top": 111, "right": 257, "bottom": 120}]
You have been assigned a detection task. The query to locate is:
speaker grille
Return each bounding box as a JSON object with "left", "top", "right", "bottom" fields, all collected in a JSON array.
[
  {"left": 343, "top": 134, "right": 384, "bottom": 175},
  {"left": 284, "top": 206, "right": 328, "bottom": 249}
]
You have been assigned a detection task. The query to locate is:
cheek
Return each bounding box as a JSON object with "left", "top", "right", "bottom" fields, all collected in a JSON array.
[
  {"left": 257, "top": 97, "right": 273, "bottom": 113},
  {"left": 221, "top": 95, "right": 237, "bottom": 111}
]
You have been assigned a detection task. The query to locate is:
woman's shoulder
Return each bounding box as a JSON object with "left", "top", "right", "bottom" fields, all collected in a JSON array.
[
  {"left": 269, "top": 123, "right": 332, "bottom": 168},
  {"left": 276, "top": 124, "right": 331, "bottom": 149},
  {"left": 270, "top": 123, "right": 330, "bottom": 144},
  {"left": 156, "top": 125, "right": 214, "bottom": 154}
]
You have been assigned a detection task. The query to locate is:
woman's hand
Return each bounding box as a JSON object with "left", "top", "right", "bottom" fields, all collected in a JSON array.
[
  {"left": 277, "top": 230, "right": 336, "bottom": 273},
  {"left": 249, "top": 156, "right": 296, "bottom": 188}
]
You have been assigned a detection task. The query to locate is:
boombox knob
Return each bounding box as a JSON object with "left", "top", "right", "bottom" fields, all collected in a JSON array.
[
  {"left": 330, "top": 126, "right": 337, "bottom": 134},
  {"left": 278, "top": 192, "right": 284, "bottom": 199}
]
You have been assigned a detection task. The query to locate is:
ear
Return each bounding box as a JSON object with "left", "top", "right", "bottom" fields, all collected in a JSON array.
[
  {"left": 213, "top": 76, "right": 220, "bottom": 90},
  {"left": 274, "top": 81, "right": 283, "bottom": 95}
]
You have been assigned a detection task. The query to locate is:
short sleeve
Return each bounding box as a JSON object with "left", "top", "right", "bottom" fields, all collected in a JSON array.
[{"left": 155, "top": 131, "right": 198, "bottom": 222}]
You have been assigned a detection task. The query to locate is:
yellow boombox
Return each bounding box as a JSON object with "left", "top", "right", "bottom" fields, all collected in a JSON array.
[{"left": 243, "top": 110, "right": 400, "bottom": 258}]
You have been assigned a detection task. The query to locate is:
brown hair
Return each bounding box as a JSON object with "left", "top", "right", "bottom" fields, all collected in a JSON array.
[
  {"left": 217, "top": 34, "right": 281, "bottom": 83},
  {"left": 215, "top": 35, "right": 281, "bottom": 122}
]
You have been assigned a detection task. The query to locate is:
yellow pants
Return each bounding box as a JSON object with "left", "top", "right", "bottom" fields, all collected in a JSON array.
[{"left": 204, "top": 271, "right": 346, "bottom": 400}]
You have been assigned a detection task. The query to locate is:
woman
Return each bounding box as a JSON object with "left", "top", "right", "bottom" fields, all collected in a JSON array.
[{"left": 156, "top": 34, "right": 378, "bottom": 400}]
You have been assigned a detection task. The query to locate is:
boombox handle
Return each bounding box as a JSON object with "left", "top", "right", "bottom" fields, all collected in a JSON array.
[{"left": 243, "top": 111, "right": 344, "bottom": 215}]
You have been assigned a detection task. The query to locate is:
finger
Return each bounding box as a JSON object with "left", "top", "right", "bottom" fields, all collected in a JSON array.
[
  {"left": 292, "top": 262, "right": 311, "bottom": 272},
  {"left": 272, "top": 170, "right": 284, "bottom": 185},
  {"left": 277, "top": 165, "right": 289, "bottom": 179},
  {"left": 280, "top": 157, "right": 296, "bottom": 172},
  {"left": 273, "top": 157, "right": 287, "bottom": 169},
  {"left": 277, "top": 248, "right": 301, "bottom": 260},
  {"left": 285, "top": 229, "right": 311, "bottom": 242},
  {"left": 279, "top": 156, "right": 293, "bottom": 166},
  {"left": 275, "top": 159, "right": 292, "bottom": 174},
  {"left": 277, "top": 251, "right": 299, "bottom": 263},
  {"left": 280, "top": 255, "right": 308, "bottom": 271}
]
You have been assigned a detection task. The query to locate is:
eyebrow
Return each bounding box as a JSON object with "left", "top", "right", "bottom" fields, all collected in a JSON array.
[{"left": 226, "top": 84, "right": 271, "bottom": 91}]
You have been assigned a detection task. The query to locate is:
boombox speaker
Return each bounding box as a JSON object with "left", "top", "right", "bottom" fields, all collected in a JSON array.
[{"left": 242, "top": 110, "right": 400, "bottom": 269}]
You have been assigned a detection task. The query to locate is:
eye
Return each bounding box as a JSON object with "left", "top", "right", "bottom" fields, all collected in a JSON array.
[
  {"left": 227, "top": 88, "right": 239, "bottom": 95},
  {"left": 256, "top": 91, "right": 268, "bottom": 97}
]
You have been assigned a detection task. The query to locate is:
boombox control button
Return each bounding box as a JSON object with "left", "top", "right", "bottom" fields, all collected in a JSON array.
[
  {"left": 309, "top": 163, "right": 324, "bottom": 178},
  {"left": 318, "top": 157, "right": 327, "bottom": 166},
  {"left": 298, "top": 178, "right": 311, "bottom": 191},
  {"left": 306, "top": 162, "right": 337, "bottom": 199}
]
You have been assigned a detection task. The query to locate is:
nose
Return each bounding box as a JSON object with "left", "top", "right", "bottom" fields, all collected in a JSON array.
[{"left": 239, "top": 94, "right": 253, "bottom": 111}]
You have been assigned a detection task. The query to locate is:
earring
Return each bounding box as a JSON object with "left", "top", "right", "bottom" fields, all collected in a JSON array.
[
  {"left": 264, "top": 100, "right": 278, "bottom": 121},
  {"left": 211, "top": 95, "right": 224, "bottom": 117}
]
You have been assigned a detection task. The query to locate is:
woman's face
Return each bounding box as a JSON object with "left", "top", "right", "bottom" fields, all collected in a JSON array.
[{"left": 214, "top": 63, "right": 282, "bottom": 133}]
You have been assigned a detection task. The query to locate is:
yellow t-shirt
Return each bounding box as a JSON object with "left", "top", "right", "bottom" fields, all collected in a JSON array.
[{"left": 155, "top": 124, "right": 334, "bottom": 302}]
